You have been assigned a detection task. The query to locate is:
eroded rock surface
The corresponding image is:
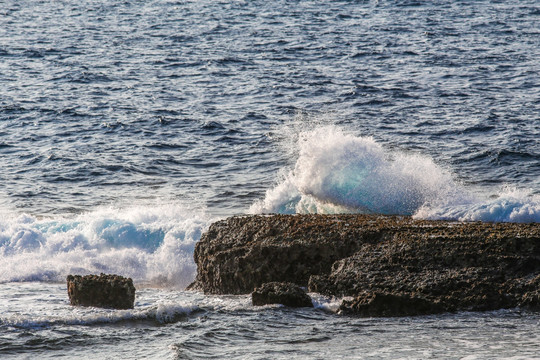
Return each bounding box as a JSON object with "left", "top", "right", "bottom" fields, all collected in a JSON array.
[
  {"left": 67, "top": 273, "right": 136, "bottom": 309},
  {"left": 252, "top": 282, "right": 313, "bottom": 307},
  {"left": 309, "top": 221, "right": 540, "bottom": 314},
  {"left": 189, "top": 214, "right": 540, "bottom": 316},
  {"left": 339, "top": 292, "right": 445, "bottom": 317},
  {"left": 188, "top": 214, "right": 384, "bottom": 294}
]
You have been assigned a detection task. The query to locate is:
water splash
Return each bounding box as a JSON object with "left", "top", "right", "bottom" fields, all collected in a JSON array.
[
  {"left": 0, "top": 204, "right": 213, "bottom": 286},
  {"left": 0, "top": 301, "right": 198, "bottom": 329},
  {"left": 416, "top": 187, "right": 540, "bottom": 223},
  {"left": 251, "top": 125, "right": 540, "bottom": 223}
]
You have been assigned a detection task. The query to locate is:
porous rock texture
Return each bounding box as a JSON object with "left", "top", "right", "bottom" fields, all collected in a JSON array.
[
  {"left": 189, "top": 214, "right": 540, "bottom": 316},
  {"left": 339, "top": 291, "right": 445, "bottom": 317},
  {"left": 252, "top": 282, "right": 313, "bottom": 307},
  {"left": 67, "top": 273, "right": 136, "bottom": 309},
  {"left": 309, "top": 220, "right": 540, "bottom": 315},
  {"left": 188, "top": 214, "right": 383, "bottom": 295}
]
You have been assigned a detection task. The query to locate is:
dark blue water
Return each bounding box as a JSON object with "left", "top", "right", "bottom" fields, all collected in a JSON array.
[
  {"left": 1, "top": 1, "right": 539, "bottom": 358},
  {"left": 1, "top": 0, "right": 538, "bottom": 217}
]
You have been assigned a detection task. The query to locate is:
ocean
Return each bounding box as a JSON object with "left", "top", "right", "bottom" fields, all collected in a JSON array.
[{"left": 1, "top": 0, "right": 539, "bottom": 358}]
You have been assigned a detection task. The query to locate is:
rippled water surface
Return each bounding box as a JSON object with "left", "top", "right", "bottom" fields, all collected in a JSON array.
[
  {"left": 1, "top": 283, "right": 540, "bottom": 360},
  {"left": 1, "top": 0, "right": 539, "bottom": 358},
  {"left": 1, "top": 0, "right": 538, "bottom": 216}
]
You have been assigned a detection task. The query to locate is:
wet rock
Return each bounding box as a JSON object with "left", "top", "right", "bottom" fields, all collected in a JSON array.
[
  {"left": 190, "top": 214, "right": 540, "bottom": 316},
  {"left": 308, "top": 220, "right": 540, "bottom": 315},
  {"left": 518, "top": 275, "right": 540, "bottom": 309},
  {"left": 340, "top": 292, "right": 445, "bottom": 317},
  {"left": 252, "top": 282, "right": 313, "bottom": 307},
  {"left": 188, "top": 214, "right": 383, "bottom": 294},
  {"left": 67, "top": 273, "right": 136, "bottom": 309}
]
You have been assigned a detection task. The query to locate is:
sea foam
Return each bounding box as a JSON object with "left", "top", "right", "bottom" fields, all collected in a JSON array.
[
  {"left": 250, "top": 125, "right": 540, "bottom": 223},
  {"left": 0, "top": 301, "right": 198, "bottom": 329},
  {"left": 0, "top": 204, "right": 213, "bottom": 286}
]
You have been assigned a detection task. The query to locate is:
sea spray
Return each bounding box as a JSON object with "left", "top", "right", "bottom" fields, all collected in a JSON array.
[
  {"left": 251, "top": 125, "right": 540, "bottom": 223},
  {"left": 0, "top": 204, "right": 213, "bottom": 286},
  {"left": 250, "top": 125, "right": 458, "bottom": 215},
  {"left": 415, "top": 187, "right": 540, "bottom": 223}
]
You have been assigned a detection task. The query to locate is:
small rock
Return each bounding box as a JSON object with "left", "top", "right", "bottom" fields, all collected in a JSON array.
[
  {"left": 67, "top": 273, "right": 136, "bottom": 309},
  {"left": 252, "top": 282, "right": 313, "bottom": 308},
  {"left": 340, "top": 291, "right": 445, "bottom": 317}
]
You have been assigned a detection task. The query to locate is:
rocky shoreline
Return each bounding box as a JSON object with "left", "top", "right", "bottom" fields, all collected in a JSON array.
[{"left": 188, "top": 214, "right": 540, "bottom": 316}]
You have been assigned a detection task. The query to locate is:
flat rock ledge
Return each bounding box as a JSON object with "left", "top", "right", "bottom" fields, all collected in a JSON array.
[
  {"left": 252, "top": 282, "right": 313, "bottom": 307},
  {"left": 67, "top": 274, "right": 136, "bottom": 309},
  {"left": 188, "top": 214, "right": 540, "bottom": 316}
]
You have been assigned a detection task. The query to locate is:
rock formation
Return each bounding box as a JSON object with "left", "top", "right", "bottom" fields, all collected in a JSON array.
[
  {"left": 188, "top": 214, "right": 383, "bottom": 294},
  {"left": 339, "top": 292, "right": 445, "bottom": 317},
  {"left": 189, "top": 214, "right": 540, "bottom": 316},
  {"left": 309, "top": 220, "right": 540, "bottom": 315},
  {"left": 67, "top": 273, "right": 136, "bottom": 309},
  {"left": 252, "top": 282, "right": 313, "bottom": 307}
]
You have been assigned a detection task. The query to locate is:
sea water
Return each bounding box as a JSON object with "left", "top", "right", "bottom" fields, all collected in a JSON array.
[{"left": 1, "top": 0, "right": 539, "bottom": 358}]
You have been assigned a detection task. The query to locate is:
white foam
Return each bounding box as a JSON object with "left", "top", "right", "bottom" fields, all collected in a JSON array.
[
  {"left": 309, "top": 293, "right": 343, "bottom": 313},
  {"left": 0, "top": 204, "right": 214, "bottom": 286},
  {"left": 0, "top": 301, "right": 197, "bottom": 329},
  {"left": 415, "top": 188, "right": 540, "bottom": 223},
  {"left": 250, "top": 125, "right": 457, "bottom": 215},
  {"left": 250, "top": 125, "right": 540, "bottom": 223}
]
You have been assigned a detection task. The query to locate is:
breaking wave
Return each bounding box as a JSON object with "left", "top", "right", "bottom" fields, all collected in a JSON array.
[
  {"left": 250, "top": 126, "right": 540, "bottom": 223},
  {"left": 0, "top": 204, "right": 213, "bottom": 286},
  {"left": 1, "top": 301, "right": 198, "bottom": 329}
]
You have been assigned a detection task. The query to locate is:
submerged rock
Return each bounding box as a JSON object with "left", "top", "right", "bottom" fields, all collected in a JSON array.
[
  {"left": 189, "top": 214, "right": 540, "bottom": 316},
  {"left": 67, "top": 273, "right": 136, "bottom": 309},
  {"left": 252, "top": 282, "right": 313, "bottom": 307}
]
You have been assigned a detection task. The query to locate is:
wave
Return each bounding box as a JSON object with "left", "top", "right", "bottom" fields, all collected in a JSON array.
[
  {"left": 250, "top": 125, "right": 540, "bottom": 223},
  {"left": 0, "top": 204, "right": 213, "bottom": 286},
  {"left": 1, "top": 126, "right": 537, "bottom": 288},
  {"left": 415, "top": 188, "right": 540, "bottom": 223},
  {"left": 1, "top": 301, "right": 198, "bottom": 329}
]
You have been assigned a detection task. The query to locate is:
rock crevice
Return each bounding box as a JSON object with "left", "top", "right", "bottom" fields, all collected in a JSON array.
[{"left": 189, "top": 214, "right": 540, "bottom": 316}]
